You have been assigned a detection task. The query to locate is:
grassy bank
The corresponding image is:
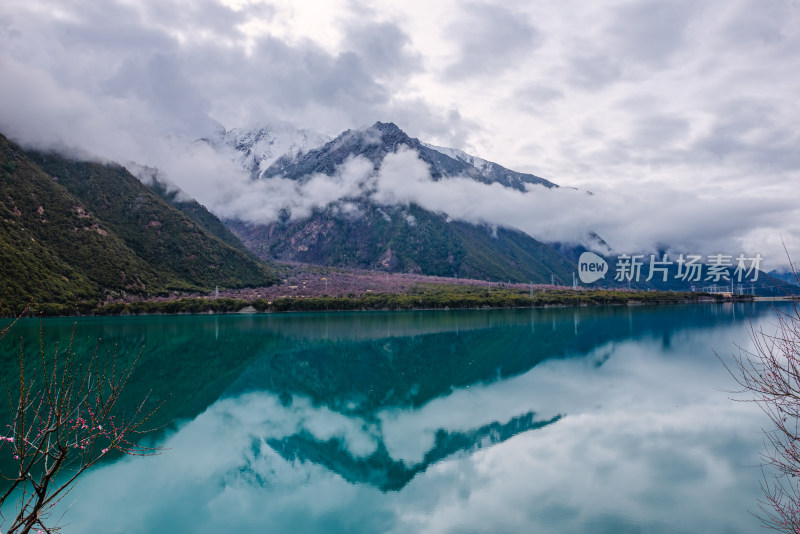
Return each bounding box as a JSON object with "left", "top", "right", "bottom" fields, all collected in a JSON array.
[{"left": 16, "top": 284, "right": 751, "bottom": 317}]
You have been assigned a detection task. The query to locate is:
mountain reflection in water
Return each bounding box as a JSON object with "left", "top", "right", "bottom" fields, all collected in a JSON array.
[{"left": 0, "top": 302, "right": 781, "bottom": 533}]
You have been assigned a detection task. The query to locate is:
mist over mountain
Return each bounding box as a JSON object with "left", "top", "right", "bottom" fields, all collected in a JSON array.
[
  {"left": 209, "top": 121, "right": 581, "bottom": 282},
  {"left": 206, "top": 123, "right": 331, "bottom": 180},
  {"left": 0, "top": 0, "right": 797, "bottom": 271},
  {"left": 200, "top": 119, "right": 788, "bottom": 274},
  {"left": 3, "top": 109, "right": 791, "bottom": 294},
  {"left": 210, "top": 120, "right": 574, "bottom": 229},
  {"left": 768, "top": 270, "right": 800, "bottom": 286},
  {"left": 199, "top": 120, "right": 791, "bottom": 292},
  {"left": 259, "top": 121, "right": 556, "bottom": 191},
  {"left": 0, "top": 133, "right": 277, "bottom": 314}
]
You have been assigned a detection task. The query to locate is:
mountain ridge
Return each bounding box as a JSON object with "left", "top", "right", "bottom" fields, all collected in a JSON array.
[
  {"left": 216, "top": 121, "right": 572, "bottom": 283},
  {"left": 259, "top": 121, "right": 557, "bottom": 191},
  {"left": 0, "top": 132, "right": 277, "bottom": 314},
  {"left": 207, "top": 123, "right": 330, "bottom": 180}
]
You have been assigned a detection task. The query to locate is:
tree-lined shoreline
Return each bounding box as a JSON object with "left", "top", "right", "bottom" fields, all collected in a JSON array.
[{"left": 12, "top": 285, "right": 753, "bottom": 318}]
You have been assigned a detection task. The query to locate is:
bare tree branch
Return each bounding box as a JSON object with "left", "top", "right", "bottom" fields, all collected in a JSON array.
[
  {"left": 725, "top": 256, "right": 800, "bottom": 532},
  {"left": 0, "top": 316, "right": 164, "bottom": 534}
]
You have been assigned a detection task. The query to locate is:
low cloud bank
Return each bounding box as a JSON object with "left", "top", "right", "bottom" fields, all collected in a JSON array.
[
  {"left": 1, "top": 51, "right": 794, "bottom": 269},
  {"left": 1, "top": 0, "right": 798, "bottom": 271},
  {"left": 180, "top": 146, "right": 797, "bottom": 270}
]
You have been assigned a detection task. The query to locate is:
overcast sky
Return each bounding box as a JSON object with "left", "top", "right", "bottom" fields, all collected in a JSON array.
[{"left": 1, "top": 0, "right": 798, "bottom": 269}]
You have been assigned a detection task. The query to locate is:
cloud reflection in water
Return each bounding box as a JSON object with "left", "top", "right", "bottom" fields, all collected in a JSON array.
[{"left": 49, "top": 304, "right": 780, "bottom": 533}]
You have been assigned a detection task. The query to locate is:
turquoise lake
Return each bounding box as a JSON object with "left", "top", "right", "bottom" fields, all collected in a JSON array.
[{"left": 0, "top": 302, "right": 790, "bottom": 533}]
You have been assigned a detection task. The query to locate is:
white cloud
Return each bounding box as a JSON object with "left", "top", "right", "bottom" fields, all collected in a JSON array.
[
  {"left": 0, "top": 0, "right": 798, "bottom": 267},
  {"left": 215, "top": 145, "right": 797, "bottom": 269}
]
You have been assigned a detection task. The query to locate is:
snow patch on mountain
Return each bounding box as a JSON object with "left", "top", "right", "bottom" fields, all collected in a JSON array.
[
  {"left": 422, "top": 143, "right": 492, "bottom": 175},
  {"left": 421, "top": 141, "right": 549, "bottom": 191},
  {"left": 210, "top": 124, "right": 330, "bottom": 179}
]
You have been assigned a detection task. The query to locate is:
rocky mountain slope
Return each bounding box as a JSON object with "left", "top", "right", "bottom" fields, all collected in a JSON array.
[
  {"left": 206, "top": 123, "right": 330, "bottom": 179},
  {"left": 261, "top": 121, "right": 555, "bottom": 190},
  {"left": 221, "top": 122, "right": 570, "bottom": 283}
]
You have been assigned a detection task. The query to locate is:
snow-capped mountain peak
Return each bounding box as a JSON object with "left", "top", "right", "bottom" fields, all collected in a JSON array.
[
  {"left": 255, "top": 121, "right": 557, "bottom": 191},
  {"left": 210, "top": 124, "right": 330, "bottom": 179},
  {"left": 206, "top": 120, "right": 555, "bottom": 192}
]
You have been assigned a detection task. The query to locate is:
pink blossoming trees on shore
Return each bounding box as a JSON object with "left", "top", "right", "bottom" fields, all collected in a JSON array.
[{"left": 0, "top": 316, "right": 161, "bottom": 534}]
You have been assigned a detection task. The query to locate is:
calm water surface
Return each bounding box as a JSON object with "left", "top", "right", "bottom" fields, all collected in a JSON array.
[{"left": 0, "top": 303, "right": 789, "bottom": 533}]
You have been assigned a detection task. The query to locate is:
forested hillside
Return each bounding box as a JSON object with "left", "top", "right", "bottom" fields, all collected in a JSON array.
[{"left": 0, "top": 134, "right": 276, "bottom": 315}]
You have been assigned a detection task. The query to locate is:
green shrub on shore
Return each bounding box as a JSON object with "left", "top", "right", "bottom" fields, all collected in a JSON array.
[{"left": 8, "top": 285, "right": 733, "bottom": 317}]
